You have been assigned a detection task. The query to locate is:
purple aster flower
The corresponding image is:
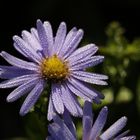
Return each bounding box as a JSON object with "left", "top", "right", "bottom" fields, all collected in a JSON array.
[
  {"left": 47, "top": 101, "right": 136, "bottom": 140},
  {"left": 0, "top": 20, "right": 107, "bottom": 120}
]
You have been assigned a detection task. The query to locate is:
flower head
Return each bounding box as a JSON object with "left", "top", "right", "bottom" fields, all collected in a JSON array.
[
  {"left": 41, "top": 54, "right": 69, "bottom": 81},
  {"left": 47, "top": 101, "right": 136, "bottom": 140},
  {"left": 0, "top": 20, "right": 107, "bottom": 119}
]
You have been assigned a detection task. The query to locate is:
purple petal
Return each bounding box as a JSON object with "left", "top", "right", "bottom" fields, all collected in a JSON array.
[
  {"left": 54, "top": 22, "right": 67, "bottom": 55},
  {"left": 48, "top": 123, "right": 62, "bottom": 140},
  {"left": 114, "top": 130, "right": 130, "bottom": 139},
  {"left": 48, "top": 120, "right": 76, "bottom": 140},
  {"left": 63, "top": 110, "right": 77, "bottom": 138},
  {"left": 119, "top": 136, "right": 136, "bottom": 140},
  {"left": 43, "top": 21, "right": 54, "bottom": 56},
  {"left": 83, "top": 101, "right": 93, "bottom": 120},
  {"left": 30, "top": 28, "right": 39, "bottom": 41},
  {"left": 19, "top": 79, "right": 45, "bottom": 116},
  {"left": 72, "top": 71, "right": 108, "bottom": 80},
  {"left": 46, "top": 136, "right": 54, "bottom": 140},
  {"left": 51, "top": 83, "right": 64, "bottom": 114},
  {"left": 0, "top": 66, "right": 33, "bottom": 79},
  {"left": 6, "top": 77, "right": 39, "bottom": 102},
  {"left": 66, "top": 44, "right": 98, "bottom": 63},
  {"left": 50, "top": 115, "right": 76, "bottom": 140},
  {"left": 13, "top": 40, "right": 43, "bottom": 60},
  {"left": 62, "top": 29, "right": 84, "bottom": 59},
  {"left": 89, "top": 106, "right": 108, "bottom": 140},
  {"left": 58, "top": 27, "right": 77, "bottom": 57},
  {"left": 68, "top": 77, "right": 98, "bottom": 99},
  {"left": 13, "top": 35, "right": 42, "bottom": 63},
  {"left": 53, "top": 115, "right": 65, "bottom": 127},
  {"left": 82, "top": 101, "right": 93, "bottom": 140},
  {"left": 70, "top": 55, "right": 104, "bottom": 70},
  {"left": 66, "top": 80, "right": 92, "bottom": 101},
  {"left": 100, "top": 116, "right": 127, "bottom": 140},
  {"left": 0, "top": 74, "right": 38, "bottom": 88},
  {"left": 71, "top": 72, "right": 107, "bottom": 85},
  {"left": 13, "top": 42, "right": 28, "bottom": 58},
  {"left": 0, "top": 51, "right": 39, "bottom": 71},
  {"left": 21, "top": 30, "right": 42, "bottom": 51},
  {"left": 47, "top": 95, "right": 56, "bottom": 121},
  {"left": 93, "top": 96, "right": 102, "bottom": 104},
  {"left": 61, "top": 84, "right": 83, "bottom": 116},
  {"left": 36, "top": 19, "right": 51, "bottom": 57}
]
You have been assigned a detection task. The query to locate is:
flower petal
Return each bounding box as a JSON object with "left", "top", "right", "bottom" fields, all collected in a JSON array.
[
  {"left": 46, "top": 136, "right": 54, "bottom": 140},
  {"left": 58, "top": 27, "right": 77, "bottom": 57},
  {"left": 66, "top": 44, "right": 98, "bottom": 63},
  {"left": 6, "top": 77, "right": 39, "bottom": 102},
  {"left": 114, "top": 130, "right": 130, "bottom": 139},
  {"left": 62, "top": 29, "right": 84, "bottom": 59},
  {"left": 71, "top": 71, "right": 107, "bottom": 85},
  {"left": 43, "top": 21, "right": 54, "bottom": 56},
  {"left": 21, "top": 30, "right": 42, "bottom": 51},
  {"left": 36, "top": 19, "right": 52, "bottom": 56},
  {"left": 47, "top": 95, "right": 57, "bottom": 121},
  {"left": 0, "top": 51, "right": 39, "bottom": 71},
  {"left": 82, "top": 101, "right": 93, "bottom": 140},
  {"left": 100, "top": 116, "right": 127, "bottom": 140},
  {"left": 51, "top": 83, "right": 64, "bottom": 114},
  {"left": 0, "top": 66, "right": 33, "bottom": 79},
  {"left": 0, "top": 74, "right": 38, "bottom": 88},
  {"left": 48, "top": 118, "right": 76, "bottom": 140},
  {"left": 19, "top": 79, "right": 45, "bottom": 116},
  {"left": 13, "top": 42, "right": 28, "bottom": 58},
  {"left": 70, "top": 55, "right": 104, "bottom": 70},
  {"left": 54, "top": 22, "right": 67, "bottom": 55},
  {"left": 89, "top": 106, "right": 108, "bottom": 140},
  {"left": 72, "top": 71, "right": 108, "bottom": 80},
  {"left": 119, "top": 136, "right": 136, "bottom": 140},
  {"left": 61, "top": 84, "right": 83, "bottom": 116},
  {"left": 13, "top": 35, "right": 42, "bottom": 63},
  {"left": 66, "top": 80, "right": 92, "bottom": 101},
  {"left": 68, "top": 77, "right": 98, "bottom": 98},
  {"left": 63, "top": 110, "right": 77, "bottom": 138},
  {"left": 30, "top": 28, "right": 39, "bottom": 41}
]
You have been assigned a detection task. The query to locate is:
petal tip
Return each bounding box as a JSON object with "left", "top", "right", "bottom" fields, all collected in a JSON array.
[
  {"left": 36, "top": 19, "right": 43, "bottom": 27},
  {"left": 103, "top": 106, "right": 108, "bottom": 111},
  {"left": 44, "top": 21, "right": 51, "bottom": 26},
  {"left": 37, "top": 19, "right": 41, "bottom": 23},
  {"left": 19, "top": 109, "right": 27, "bottom": 116},
  {"left": 0, "top": 51, "right": 5, "bottom": 56},
  {"left": 60, "top": 21, "right": 66, "bottom": 26},
  {"left": 122, "top": 116, "right": 128, "bottom": 122},
  {"left": 78, "top": 29, "right": 84, "bottom": 35},
  {"left": 93, "top": 46, "right": 99, "bottom": 51},
  {"left": 57, "top": 109, "right": 64, "bottom": 115},
  {"left": 12, "top": 35, "right": 18, "bottom": 41},
  {"left": 6, "top": 96, "right": 11, "bottom": 102},
  {"left": 72, "top": 27, "right": 77, "bottom": 31}
]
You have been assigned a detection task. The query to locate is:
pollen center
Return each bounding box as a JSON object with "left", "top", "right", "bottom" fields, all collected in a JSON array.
[{"left": 41, "top": 54, "right": 69, "bottom": 81}]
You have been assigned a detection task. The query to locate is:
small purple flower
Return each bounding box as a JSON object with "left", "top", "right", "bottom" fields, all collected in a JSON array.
[
  {"left": 47, "top": 101, "right": 136, "bottom": 140},
  {"left": 0, "top": 20, "right": 107, "bottom": 120}
]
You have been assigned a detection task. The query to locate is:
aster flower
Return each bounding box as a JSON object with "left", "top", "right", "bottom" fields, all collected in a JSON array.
[
  {"left": 47, "top": 101, "right": 136, "bottom": 140},
  {"left": 0, "top": 20, "right": 107, "bottom": 120}
]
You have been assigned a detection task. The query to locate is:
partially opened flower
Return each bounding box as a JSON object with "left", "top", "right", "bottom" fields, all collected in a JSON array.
[
  {"left": 82, "top": 101, "right": 135, "bottom": 140},
  {"left": 0, "top": 20, "right": 107, "bottom": 120},
  {"left": 47, "top": 101, "right": 136, "bottom": 140}
]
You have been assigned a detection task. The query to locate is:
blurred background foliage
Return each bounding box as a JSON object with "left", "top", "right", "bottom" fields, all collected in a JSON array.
[
  {"left": 77, "top": 21, "right": 140, "bottom": 139},
  {"left": 0, "top": 0, "right": 140, "bottom": 140}
]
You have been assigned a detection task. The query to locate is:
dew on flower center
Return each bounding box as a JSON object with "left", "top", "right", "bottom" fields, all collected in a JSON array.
[{"left": 41, "top": 54, "right": 69, "bottom": 81}]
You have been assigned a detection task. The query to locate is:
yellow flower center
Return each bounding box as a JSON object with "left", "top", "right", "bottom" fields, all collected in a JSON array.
[{"left": 41, "top": 54, "right": 69, "bottom": 81}]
